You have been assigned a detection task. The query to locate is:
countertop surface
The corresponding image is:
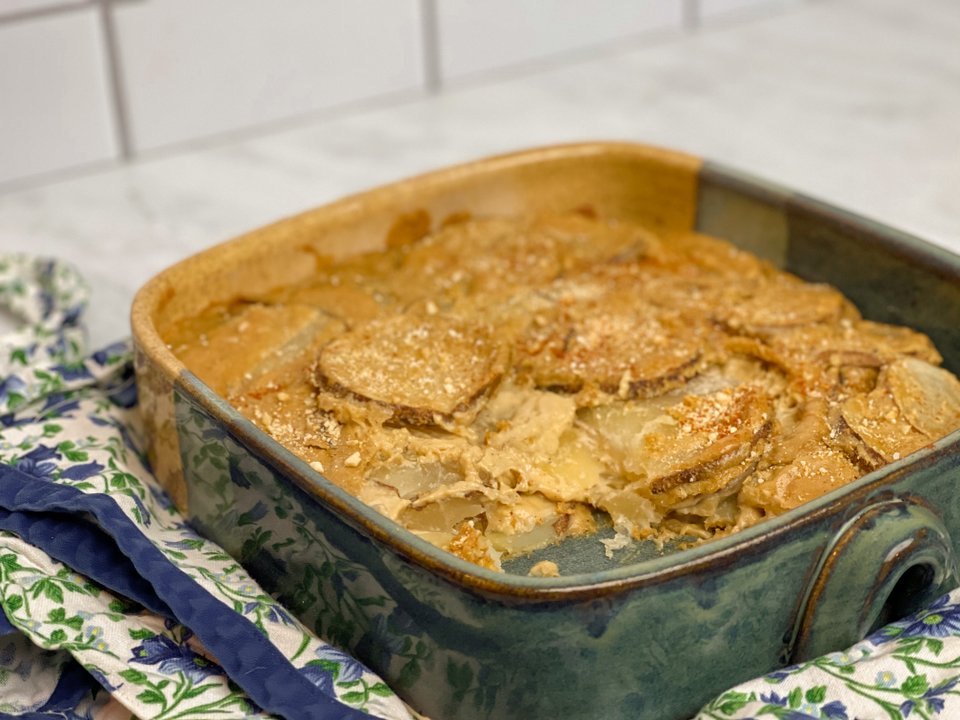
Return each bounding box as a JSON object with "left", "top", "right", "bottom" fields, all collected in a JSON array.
[{"left": 2, "top": 0, "right": 958, "bottom": 349}]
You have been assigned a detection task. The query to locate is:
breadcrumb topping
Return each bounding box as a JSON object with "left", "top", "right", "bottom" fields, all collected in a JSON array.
[{"left": 171, "top": 212, "right": 960, "bottom": 573}]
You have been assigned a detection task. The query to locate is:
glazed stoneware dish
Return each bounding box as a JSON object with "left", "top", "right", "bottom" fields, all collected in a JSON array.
[{"left": 131, "top": 143, "right": 960, "bottom": 720}]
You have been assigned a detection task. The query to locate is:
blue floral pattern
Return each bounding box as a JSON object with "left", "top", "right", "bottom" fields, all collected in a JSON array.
[
  {"left": 697, "top": 589, "right": 960, "bottom": 720},
  {"left": 0, "top": 255, "right": 411, "bottom": 719}
]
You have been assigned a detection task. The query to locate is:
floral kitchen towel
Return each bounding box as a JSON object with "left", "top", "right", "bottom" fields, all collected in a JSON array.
[
  {"left": 695, "top": 590, "right": 960, "bottom": 720},
  {"left": 0, "top": 254, "right": 412, "bottom": 720}
]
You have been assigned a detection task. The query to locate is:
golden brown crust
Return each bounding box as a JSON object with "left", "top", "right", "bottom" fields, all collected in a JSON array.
[
  {"left": 168, "top": 211, "right": 960, "bottom": 573},
  {"left": 314, "top": 314, "right": 507, "bottom": 426},
  {"left": 517, "top": 304, "right": 705, "bottom": 401}
]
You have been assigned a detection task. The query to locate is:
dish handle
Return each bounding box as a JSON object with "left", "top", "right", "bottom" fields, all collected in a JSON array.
[{"left": 788, "top": 496, "right": 958, "bottom": 662}]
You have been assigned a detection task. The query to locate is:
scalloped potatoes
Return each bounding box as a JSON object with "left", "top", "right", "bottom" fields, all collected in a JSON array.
[{"left": 167, "top": 212, "right": 960, "bottom": 572}]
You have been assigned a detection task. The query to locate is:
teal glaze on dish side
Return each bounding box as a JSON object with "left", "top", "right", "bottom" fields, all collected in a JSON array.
[
  {"left": 163, "top": 150, "right": 960, "bottom": 720},
  {"left": 173, "top": 392, "right": 960, "bottom": 720}
]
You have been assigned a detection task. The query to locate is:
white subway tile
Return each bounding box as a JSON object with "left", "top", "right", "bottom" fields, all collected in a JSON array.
[
  {"left": 113, "top": 0, "right": 424, "bottom": 153},
  {"left": 0, "top": 8, "right": 117, "bottom": 185},
  {"left": 700, "top": 0, "right": 796, "bottom": 20},
  {"left": 436, "top": 0, "right": 684, "bottom": 81}
]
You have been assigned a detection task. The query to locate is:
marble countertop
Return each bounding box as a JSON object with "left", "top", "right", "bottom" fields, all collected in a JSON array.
[{"left": 2, "top": 0, "right": 958, "bottom": 349}]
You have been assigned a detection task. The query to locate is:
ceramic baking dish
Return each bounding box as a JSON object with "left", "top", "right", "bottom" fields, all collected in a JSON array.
[{"left": 131, "top": 142, "right": 960, "bottom": 720}]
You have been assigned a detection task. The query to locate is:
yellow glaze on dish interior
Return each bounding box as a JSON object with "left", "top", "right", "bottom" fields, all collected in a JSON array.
[
  {"left": 132, "top": 143, "right": 703, "bottom": 522},
  {"left": 162, "top": 209, "right": 960, "bottom": 573}
]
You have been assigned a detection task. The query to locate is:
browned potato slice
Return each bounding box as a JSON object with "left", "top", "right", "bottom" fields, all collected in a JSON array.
[
  {"left": 228, "top": 319, "right": 350, "bottom": 482},
  {"left": 840, "top": 386, "right": 929, "bottom": 463},
  {"left": 668, "top": 475, "right": 743, "bottom": 527},
  {"left": 397, "top": 217, "right": 562, "bottom": 300},
  {"left": 586, "top": 386, "right": 773, "bottom": 502},
  {"left": 740, "top": 444, "right": 860, "bottom": 514},
  {"left": 519, "top": 307, "right": 703, "bottom": 399},
  {"left": 661, "top": 231, "right": 773, "bottom": 281},
  {"left": 315, "top": 314, "right": 506, "bottom": 425},
  {"left": 651, "top": 455, "right": 758, "bottom": 508},
  {"left": 718, "top": 280, "right": 857, "bottom": 334},
  {"left": 858, "top": 321, "right": 943, "bottom": 363},
  {"left": 266, "top": 281, "right": 388, "bottom": 325},
  {"left": 840, "top": 358, "right": 960, "bottom": 465},
  {"left": 887, "top": 357, "right": 960, "bottom": 440},
  {"left": 764, "top": 397, "right": 832, "bottom": 464},
  {"left": 767, "top": 320, "right": 941, "bottom": 370},
  {"left": 531, "top": 213, "right": 660, "bottom": 269}
]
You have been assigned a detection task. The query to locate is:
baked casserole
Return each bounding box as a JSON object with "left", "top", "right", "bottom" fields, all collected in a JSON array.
[{"left": 164, "top": 210, "right": 960, "bottom": 573}]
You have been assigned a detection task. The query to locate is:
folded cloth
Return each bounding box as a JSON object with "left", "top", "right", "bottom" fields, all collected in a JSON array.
[
  {"left": 694, "top": 589, "right": 960, "bottom": 720},
  {"left": 0, "top": 255, "right": 412, "bottom": 719}
]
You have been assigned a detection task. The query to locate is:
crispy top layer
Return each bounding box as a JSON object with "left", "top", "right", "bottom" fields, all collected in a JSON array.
[{"left": 169, "top": 212, "right": 960, "bottom": 573}]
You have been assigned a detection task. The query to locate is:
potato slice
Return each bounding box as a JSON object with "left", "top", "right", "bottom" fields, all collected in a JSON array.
[
  {"left": 529, "top": 429, "right": 608, "bottom": 504},
  {"left": 718, "top": 280, "right": 856, "bottom": 334},
  {"left": 590, "top": 486, "right": 660, "bottom": 535},
  {"left": 887, "top": 357, "right": 960, "bottom": 440},
  {"left": 179, "top": 303, "right": 332, "bottom": 396},
  {"left": 482, "top": 387, "right": 577, "bottom": 456},
  {"left": 770, "top": 320, "right": 941, "bottom": 367},
  {"left": 398, "top": 496, "right": 485, "bottom": 534},
  {"left": 669, "top": 476, "right": 744, "bottom": 525},
  {"left": 228, "top": 321, "right": 351, "bottom": 485},
  {"left": 740, "top": 444, "right": 860, "bottom": 514},
  {"left": 368, "top": 458, "right": 463, "bottom": 500},
  {"left": 519, "top": 307, "right": 703, "bottom": 399},
  {"left": 315, "top": 314, "right": 506, "bottom": 425},
  {"left": 398, "top": 217, "right": 562, "bottom": 300},
  {"left": 485, "top": 494, "right": 560, "bottom": 550},
  {"left": 586, "top": 386, "right": 773, "bottom": 501},
  {"left": 650, "top": 455, "right": 758, "bottom": 509},
  {"left": 840, "top": 386, "right": 928, "bottom": 463},
  {"left": 660, "top": 231, "right": 773, "bottom": 281},
  {"left": 531, "top": 213, "right": 659, "bottom": 270}
]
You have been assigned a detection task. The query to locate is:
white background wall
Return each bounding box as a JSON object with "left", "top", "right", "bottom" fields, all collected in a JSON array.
[{"left": 0, "top": 0, "right": 798, "bottom": 189}]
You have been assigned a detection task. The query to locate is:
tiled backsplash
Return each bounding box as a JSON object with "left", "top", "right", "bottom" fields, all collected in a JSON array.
[
  {"left": 113, "top": 0, "right": 424, "bottom": 152},
  {"left": 0, "top": 0, "right": 800, "bottom": 189},
  {"left": 0, "top": 0, "right": 89, "bottom": 19},
  {"left": 433, "top": 1, "right": 685, "bottom": 81},
  {"left": 0, "top": 6, "right": 116, "bottom": 185}
]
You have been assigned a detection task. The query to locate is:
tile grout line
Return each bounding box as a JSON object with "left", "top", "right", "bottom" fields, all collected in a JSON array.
[
  {"left": 97, "top": 0, "right": 133, "bottom": 160},
  {"left": 419, "top": 0, "right": 442, "bottom": 93},
  {"left": 0, "top": 1, "right": 95, "bottom": 26},
  {"left": 683, "top": 0, "right": 701, "bottom": 30}
]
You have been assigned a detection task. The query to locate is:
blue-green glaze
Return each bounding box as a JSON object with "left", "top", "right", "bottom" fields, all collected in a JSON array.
[
  {"left": 172, "top": 162, "right": 960, "bottom": 720},
  {"left": 790, "top": 498, "right": 957, "bottom": 660}
]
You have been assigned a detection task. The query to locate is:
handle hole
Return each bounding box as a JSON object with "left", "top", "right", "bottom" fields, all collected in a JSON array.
[{"left": 869, "top": 563, "right": 936, "bottom": 636}]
